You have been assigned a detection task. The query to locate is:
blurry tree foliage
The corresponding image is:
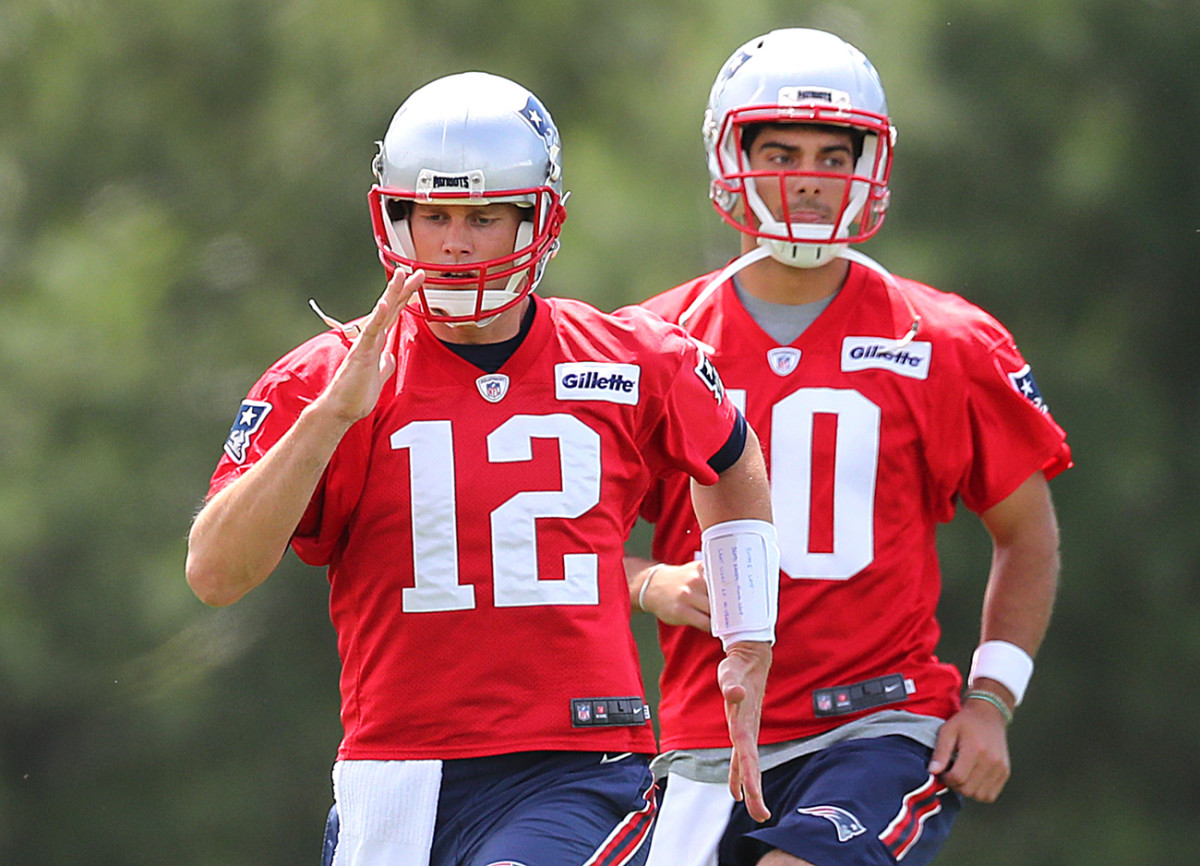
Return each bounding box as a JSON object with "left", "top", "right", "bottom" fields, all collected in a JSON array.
[{"left": 1, "top": 0, "right": 1198, "bottom": 862}]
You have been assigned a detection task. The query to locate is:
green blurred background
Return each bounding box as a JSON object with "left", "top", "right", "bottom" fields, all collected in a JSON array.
[{"left": 2, "top": 0, "right": 1198, "bottom": 863}]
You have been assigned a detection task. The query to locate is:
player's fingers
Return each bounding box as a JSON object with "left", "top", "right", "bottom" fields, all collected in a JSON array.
[
  {"left": 361, "top": 269, "right": 422, "bottom": 343},
  {"left": 731, "top": 744, "right": 770, "bottom": 822},
  {"left": 927, "top": 722, "right": 958, "bottom": 777}
]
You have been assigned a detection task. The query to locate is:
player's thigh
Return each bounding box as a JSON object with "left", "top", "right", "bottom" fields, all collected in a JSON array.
[
  {"left": 435, "top": 751, "right": 656, "bottom": 866},
  {"left": 724, "top": 736, "right": 961, "bottom": 866}
]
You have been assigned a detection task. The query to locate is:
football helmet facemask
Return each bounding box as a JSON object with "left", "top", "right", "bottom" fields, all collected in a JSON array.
[
  {"left": 369, "top": 72, "right": 567, "bottom": 323},
  {"left": 704, "top": 28, "right": 896, "bottom": 268}
]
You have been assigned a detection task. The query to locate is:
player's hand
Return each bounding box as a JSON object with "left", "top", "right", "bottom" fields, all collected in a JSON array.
[
  {"left": 639, "top": 561, "right": 710, "bottom": 632},
  {"left": 319, "top": 269, "right": 424, "bottom": 424},
  {"left": 927, "top": 698, "right": 1011, "bottom": 802},
  {"left": 719, "top": 640, "right": 772, "bottom": 823}
]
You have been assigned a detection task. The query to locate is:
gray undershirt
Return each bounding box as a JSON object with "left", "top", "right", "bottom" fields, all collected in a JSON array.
[
  {"left": 651, "top": 711, "right": 945, "bottom": 783},
  {"left": 733, "top": 277, "right": 836, "bottom": 344}
]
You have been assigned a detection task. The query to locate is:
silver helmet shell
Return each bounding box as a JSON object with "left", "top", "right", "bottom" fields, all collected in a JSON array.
[
  {"left": 369, "top": 72, "right": 566, "bottom": 322},
  {"left": 703, "top": 28, "right": 896, "bottom": 268}
]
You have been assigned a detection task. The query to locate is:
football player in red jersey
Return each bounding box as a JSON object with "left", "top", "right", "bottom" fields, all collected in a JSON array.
[
  {"left": 186, "top": 72, "right": 780, "bottom": 866},
  {"left": 628, "top": 29, "right": 1071, "bottom": 866}
]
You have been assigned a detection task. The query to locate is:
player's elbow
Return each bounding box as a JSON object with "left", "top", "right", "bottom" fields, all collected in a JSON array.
[{"left": 185, "top": 545, "right": 251, "bottom": 607}]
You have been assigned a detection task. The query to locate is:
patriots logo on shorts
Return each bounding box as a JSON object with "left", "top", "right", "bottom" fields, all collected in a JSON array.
[
  {"left": 797, "top": 805, "right": 867, "bottom": 842},
  {"left": 1008, "top": 364, "right": 1049, "bottom": 413},
  {"left": 224, "top": 400, "right": 271, "bottom": 464}
]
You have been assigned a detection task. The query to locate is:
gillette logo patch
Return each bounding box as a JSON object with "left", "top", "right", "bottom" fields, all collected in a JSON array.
[
  {"left": 555, "top": 363, "right": 641, "bottom": 405},
  {"left": 841, "top": 337, "right": 932, "bottom": 380}
]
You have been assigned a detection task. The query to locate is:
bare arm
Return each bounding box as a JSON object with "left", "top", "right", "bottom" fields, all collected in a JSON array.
[
  {"left": 928, "top": 470, "right": 1061, "bottom": 801},
  {"left": 644, "top": 425, "right": 774, "bottom": 822},
  {"left": 185, "top": 270, "right": 423, "bottom": 606}
]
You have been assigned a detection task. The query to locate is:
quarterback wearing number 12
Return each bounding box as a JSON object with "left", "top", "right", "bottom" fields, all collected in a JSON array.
[{"left": 187, "top": 71, "right": 779, "bottom": 866}]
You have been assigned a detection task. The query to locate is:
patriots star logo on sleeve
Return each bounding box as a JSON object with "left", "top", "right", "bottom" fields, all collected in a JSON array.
[
  {"left": 223, "top": 399, "right": 272, "bottom": 464},
  {"left": 694, "top": 352, "right": 726, "bottom": 403},
  {"left": 1008, "top": 364, "right": 1049, "bottom": 413}
]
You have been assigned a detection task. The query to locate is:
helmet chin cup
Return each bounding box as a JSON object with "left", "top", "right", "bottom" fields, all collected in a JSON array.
[{"left": 760, "top": 236, "right": 847, "bottom": 268}]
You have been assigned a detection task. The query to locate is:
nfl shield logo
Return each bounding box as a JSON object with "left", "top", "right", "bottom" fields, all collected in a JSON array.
[
  {"left": 576, "top": 704, "right": 591, "bottom": 723},
  {"left": 767, "top": 347, "right": 801, "bottom": 376},
  {"left": 476, "top": 374, "right": 511, "bottom": 403}
]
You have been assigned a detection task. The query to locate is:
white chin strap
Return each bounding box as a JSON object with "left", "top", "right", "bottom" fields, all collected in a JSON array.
[
  {"left": 384, "top": 218, "right": 534, "bottom": 325},
  {"left": 678, "top": 245, "right": 920, "bottom": 350}
]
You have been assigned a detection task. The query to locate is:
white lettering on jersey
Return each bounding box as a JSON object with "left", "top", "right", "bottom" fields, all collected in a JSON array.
[
  {"left": 390, "top": 414, "right": 602, "bottom": 612},
  {"left": 841, "top": 338, "right": 932, "bottom": 380},
  {"left": 555, "top": 363, "right": 641, "bottom": 405}
]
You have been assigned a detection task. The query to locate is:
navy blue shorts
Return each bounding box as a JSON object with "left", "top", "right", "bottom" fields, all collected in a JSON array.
[
  {"left": 719, "top": 736, "right": 960, "bottom": 866},
  {"left": 322, "top": 751, "right": 656, "bottom": 866}
]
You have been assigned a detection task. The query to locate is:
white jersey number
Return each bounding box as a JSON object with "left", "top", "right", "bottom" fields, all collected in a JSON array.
[
  {"left": 729, "top": 387, "right": 880, "bottom": 580},
  {"left": 389, "top": 414, "right": 601, "bottom": 612}
]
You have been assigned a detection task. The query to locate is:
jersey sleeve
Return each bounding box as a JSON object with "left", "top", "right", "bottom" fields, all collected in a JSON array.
[
  {"left": 204, "top": 334, "right": 368, "bottom": 567},
  {"left": 638, "top": 318, "right": 741, "bottom": 486},
  {"left": 207, "top": 367, "right": 315, "bottom": 498},
  {"left": 956, "top": 329, "right": 1072, "bottom": 513}
]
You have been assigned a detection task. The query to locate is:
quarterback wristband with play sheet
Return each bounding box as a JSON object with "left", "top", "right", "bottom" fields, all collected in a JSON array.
[
  {"left": 700, "top": 518, "right": 779, "bottom": 650},
  {"left": 968, "top": 640, "right": 1034, "bottom": 705}
]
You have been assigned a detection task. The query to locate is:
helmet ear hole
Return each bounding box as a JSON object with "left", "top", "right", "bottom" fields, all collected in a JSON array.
[{"left": 385, "top": 198, "right": 409, "bottom": 222}]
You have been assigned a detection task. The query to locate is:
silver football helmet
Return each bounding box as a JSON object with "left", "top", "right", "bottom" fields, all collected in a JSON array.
[
  {"left": 703, "top": 28, "right": 896, "bottom": 268},
  {"left": 368, "top": 72, "right": 567, "bottom": 323}
]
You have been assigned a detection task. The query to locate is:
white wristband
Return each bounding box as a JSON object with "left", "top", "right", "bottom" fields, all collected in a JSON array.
[
  {"left": 700, "top": 518, "right": 779, "bottom": 650},
  {"left": 968, "top": 640, "right": 1034, "bottom": 705}
]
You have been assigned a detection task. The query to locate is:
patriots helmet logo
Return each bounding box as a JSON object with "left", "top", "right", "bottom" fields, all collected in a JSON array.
[
  {"left": 518, "top": 95, "right": 551, "bottom": 141},
  {"left": 1008, "top": 364, "right": 1049, "bottom": 413},
  {"left": 224, "top": 400, "right": 272, "bottom": 464},
  {"left": 797, "top": 805, "right": 868, "bottom": 843}
]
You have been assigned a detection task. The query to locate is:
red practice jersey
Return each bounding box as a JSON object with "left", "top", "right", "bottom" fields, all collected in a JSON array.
[
  {"left": 208, "top": 295, "right": 738, "bottom": 761},
  {"left": 640, "top": 261, "right": 1071, "bottom": 751}
]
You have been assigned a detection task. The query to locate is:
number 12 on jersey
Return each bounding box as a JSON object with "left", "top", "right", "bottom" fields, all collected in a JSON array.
[{"left": 389, "top": 414, "right": 603, "bottom": 613}]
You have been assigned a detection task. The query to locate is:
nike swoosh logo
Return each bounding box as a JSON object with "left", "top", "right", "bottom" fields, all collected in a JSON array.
[{"left": 600, "top": 752, "right": 632, "bottom": 764}]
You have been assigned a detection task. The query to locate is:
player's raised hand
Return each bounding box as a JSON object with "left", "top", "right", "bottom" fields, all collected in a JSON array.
[
  {"left": 719, "top": 640, "right": 772, "bottom": 823},
  {"left": 639, "top": 561, "right": 711, "bottom": 631},
  {"left": 928, "top": 698, "right": 1011, "bottom": 802},
  {"left": 321, "top": 269, "right": 424, "bottom": 424}
]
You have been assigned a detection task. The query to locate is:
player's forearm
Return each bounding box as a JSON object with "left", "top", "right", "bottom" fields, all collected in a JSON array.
[
  {"left": 186, "top": 396, "right": 356, "bottom": 606},
  {"left": 980, "top": 533, "right": 1060, "bottom": 659},
  {"left": 978, "top": 473, "right": 1061, "bottom": 658},
  {"left": 623, "top": 555, "right": 656, "bottom": 609}
]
